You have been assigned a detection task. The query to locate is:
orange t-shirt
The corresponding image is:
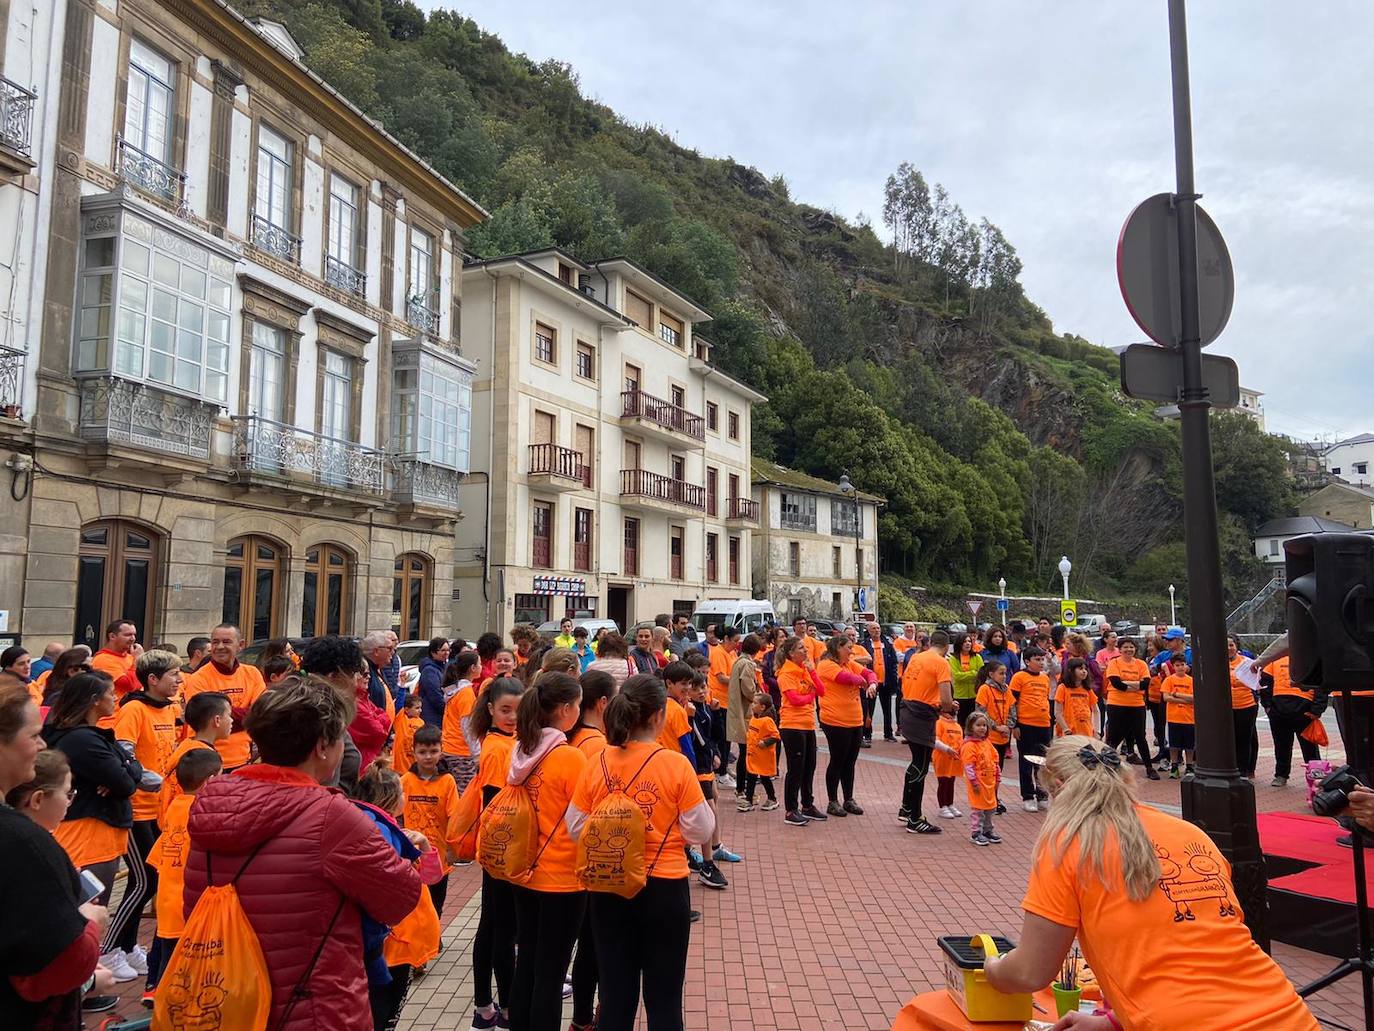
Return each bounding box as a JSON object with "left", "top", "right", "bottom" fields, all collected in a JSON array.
[
  {"left": 1104, "top": 657, "right": 1150, "bottom": 708},
  {"left": 55, "top": 817, "right": 127, "bottom": 869},
  {"left": 960, "top": 737, "right": 999, "bottom": 812},
  {"left": 1023, "top": 804, "right": 1319, "bottom": 1031},
  {"left": 1148, "top": 666, "right": 1165, "bottom": 704},
  {"left": 746, "top": 716, "right": 779, "bottom": 776},
  {"left": 1010, "top": 670, "right": 1051, "bottom": 728},
  {"left": 90, "top": 650, "right": 135, "bottom": 728},
  {"left": 442, "top": 685, "right": 476, "bottom": 757},
  {"left": 893, "top": 637, "right": 918, "bottom": 655},
  {"left": 476, "top": 730, "right": 516, "bottom": 795},
  {"left": 571, "top": 742, "right": 705, "bottom": 881},
  {"left": 776, "top": 662, "right": 818, "bottom": 731},
  {"left": 800, "top": 636, "right": 826, "bottom": 665},
  {"left": 933, "top": 717, "right": 964, "bottom": 779},
  {"left": 975, "top": 682, "right": 1015, "bottom": 746},
  {"left": 1268, "top": 656, "right": 1312, "bottom": 701},
  {"left": 113, "top": 697, "right": 180, "bottom": 822},
  {"left": 402, "top": 769, "right": 461, "bottom": 875},
  {"left": 850, "top": 643, "right": 871, "bottom": 665},
  {"left": 28, "top": 670, "right": 48, "bottom": 705},
  {"left": 148, "top": 793, "right": 196, "bottom": 937},
  {"left": 1230, "top": 655, "right": 1257, "bottom": 710},
  {"left": 816, "top": 658, "right": 865, "bottom": 728},
  {"left": 657, "top": 697, "right": 692, "bottom": 753},
  {"left": 1162, "top": 673, "right": 1195, "bottom": 726},
  {"left": 867, "top": 640, "right": 885, "bottom": 682},
  {"left": 383, "top": 886, "right": 441, "bottom": 968},
  {"left": 570, "top": 726, "right": 608, "bottom": 761},
  {"left": 708, "top": 646, "right": 736, "bottom": 707},
  {"left": 902, "top": 649, "right": 951, "bottom": 707},
  {"left": 1055, "top": 685, "right": 1096, "bottom": 738},
  {"left": 180, "top": 661, "right": 266, "bottom": 769},
  {"left": 159, "top": 738, "right": 215, "bottom": 819},
  {"left": 511, "top": 743, "right": 587, "bottom": 892},
  {"left": 392, "top": 711, "right": 423, "bottom": 775}
]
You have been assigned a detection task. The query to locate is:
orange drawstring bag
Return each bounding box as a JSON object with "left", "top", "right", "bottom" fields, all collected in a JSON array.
[{"left": 1301, "top": 717, "right": 1329, "bottom": 747}]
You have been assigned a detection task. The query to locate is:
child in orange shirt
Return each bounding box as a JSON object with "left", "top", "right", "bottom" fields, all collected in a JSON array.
[
  {"left": 1162, "top": 654, "right": 1196, "bottom": 778},
  {"left": 442, "top": 652, "right": 480, "bottom": 792},
  {"left": 147, "top": 747, "right": 222, "bottom": 999},
  {"left": 960, "top": 712, "right": 1001, "bottom": 846},
  {"left": 739, "top": 695, "right": 780, "bottom": 812},
  {"left": 403, "top": 725, "right": 463, "bottom": 916},
  {"left": 1054, "top": 660, "right": 1097, "bottom": 738},
  {"left": 391, "top": 691, "right": 424, "bottom": 775},
  {"left": 934, "top": 708, "right": 965, "bottom": 819}
]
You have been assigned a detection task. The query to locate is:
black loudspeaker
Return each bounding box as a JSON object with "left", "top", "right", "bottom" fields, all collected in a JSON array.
[{"left": 1284, "top": 532, "right": 1374, "bottom": 689}]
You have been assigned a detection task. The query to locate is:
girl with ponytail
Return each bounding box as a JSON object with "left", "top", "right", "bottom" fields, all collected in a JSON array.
[{"left": 984, "top": 735, "right": 1318, "bottom": 1031}]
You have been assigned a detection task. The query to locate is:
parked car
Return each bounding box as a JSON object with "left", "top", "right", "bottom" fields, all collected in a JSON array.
[
  {"left": 1111, "top": 619, "right": 1140, "bottom": 635},
  {"left": 690, "top": 599, "right": 776, "bottom": 635},
  {"left": 237, "top": 637, "right": 311, "bottom": 668},
  {"left": 882, "top": 623, "right": 906, "bottom": 639}
]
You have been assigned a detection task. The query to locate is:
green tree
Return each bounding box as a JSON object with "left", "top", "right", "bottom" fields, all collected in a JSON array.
[{"left": 1210, "top": 412, "right": 1296, "bottom": 531}]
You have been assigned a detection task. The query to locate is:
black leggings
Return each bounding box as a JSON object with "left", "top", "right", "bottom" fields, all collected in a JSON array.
[
  {"left": 734, "top": 747, "right": 747, "bottom": 788},
  {"left": 936, "top": 776, "right": 955, "bottom": 808},
  {"left": 1105, "top": 706, "right": 1153, "bottom": 769},
  {"left": 743, "top": 774, "right": 775, "bottom": 803},
  {"left": 369, "top": 964, "right": 412, "bottom": 1031},
  {"left": 591, "top": 877, "right": 691, "bottom": 1031},
  {"left": 901, "top": 741, "right": 932, "bottom": 820},
  {"left": 427, "top": 873, "right": 449, "bottom": 919},
  {"left": 570, "top": 906, "right": 598, "bottom": 1026},
  {"left": 820, "top": 723, "right": 862, "bottom": 804},
  {"left": 956, "top": 697, "right": 976, "bottom": 728},
  {"left": 781, "top": 728, "right": 816, "bottom": 812},
  {"left": 472, "top": 871, "right": 516, "bottom": 1009},
  {"left": 877, "top": 686, "right": 897, "bottom": 738},
  {"left": 1149, "top": 700, "right": 1168, "bottom": 751},
  {"left": 512, "top": 886, "right": 587, "bottom": 1031},
  {"left": 106, "top": 818, "right": 158, "bottom": 954},
  {"left": 1233, "top": 706, "right": 1258, "bottom": 777},
  {"left": 1016, "top": 725, "right": 1052, "bottom": 800},
  {"left": 1270, "top": 707, "right": 1321, "bottom": 779}
]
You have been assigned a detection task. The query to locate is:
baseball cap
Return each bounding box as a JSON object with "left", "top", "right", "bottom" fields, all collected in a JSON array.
[{"left": 1163, "top": 628, "right": 1186, "bottom": 641}]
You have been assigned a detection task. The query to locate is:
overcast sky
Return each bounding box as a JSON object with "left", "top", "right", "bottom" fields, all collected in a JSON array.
[{"left": 437, "top": 1, "right": 1371, "bottom": 442}]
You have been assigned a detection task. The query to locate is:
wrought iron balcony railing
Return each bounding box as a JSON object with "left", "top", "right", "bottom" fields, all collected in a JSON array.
[
  {"left": 115, "top": 136, "right": 187, "bottom": 204},
  {"left": 325, "top": 254, "right": 366, "bottom": 297},
  {"left": 406, "top": 295, "right": 439, "bottom": 335},
  {"left": 0, "top": 345, "right": 23, "bottom": 415},
  {"left": 78, "top": 376, "right": 216, "bottom": 460},
  {"left": 620, "top": 468, "right": 705, "bottom": 509},
  {"left": 251, "top": 213, "right": 302, "bottom": 266},
  {"left": 0, "top": 76, "right": 36, "bottom": 157},
  {"left": 620, "top": 388, "right": 705, "bottom": 441},
  {"left": 231, "top": 415, "right": 385, "bottom": 496},
  {"left": 391, "top": 455, "right": 462, "bottom": 509}
]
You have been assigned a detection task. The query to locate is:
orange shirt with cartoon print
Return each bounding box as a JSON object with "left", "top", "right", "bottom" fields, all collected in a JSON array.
[
  {"left": 932, "top": 716, "right": 964, "bottom": 779},
  {"left": 1009, "top": 670, "right": 1052, "bottom": 728},
  {"left": 975, "top": 682, "right": 1015, "bottom": 746},
  {"left": 816, "top": 657, "right": 865, "bottom": 728},
  {"left": 960, "top": 738, "right": 999, "bottom": 812},
  {"left": 402, "top": 768, "right": 462, "bottom": 874},
  {"left": 513, "top": 743, "right": 587, "bottom": 892},
  {"left": 159, "top": 738, "right": 215, "bottom": 820},
  {"left": 1022, "top": 804, "right": 1318, "bottom": 1031},
  {"left": 1055, "top": 685, "right": 1096, "bottom": 738},
  {"left": 442, "top": 684, "right": 476, "bottom": 757},
  {"left": 746, "top": 716, "right": 779, "bottom": 777},
  {"left": 1104, "top": 656, "right": 1150, "bottom": 708},
  {"left": 1162, "top": 672, "right": 1195, "bottom": 726},
  {"left": 114, "top": 697, "right": 179, "bottom": 822},
  {"left": 776, "top": 662, "right": 819, "bottom": 731},
  {"left": 570, "top": 742, "right": 705, "bottom": 881},
  {"left": 148, "top": 793, "right": 196, "bottom": 938}
]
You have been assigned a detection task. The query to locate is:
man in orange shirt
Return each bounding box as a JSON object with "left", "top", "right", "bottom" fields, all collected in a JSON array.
[
  {"left": 708, "top": 629, "right": 741, "bottom": 783},
  {"left": 898, "top": 629, "right": 958, "bottom": 835},
  {"left": 179, "top": 623, "right": 266, "bottom": 773},
  {"left": 892, "top": 622, "right": 919, "bottom": 655},
  {"left": 91, "top": 619, "right": 142, "bottom": 726},
  {"left": 790, "top": 618, "right": 825, "bottom": 665}
]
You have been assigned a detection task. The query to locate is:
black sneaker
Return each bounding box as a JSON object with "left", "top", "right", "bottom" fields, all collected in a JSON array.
[
  {"left": 985, "top": 831, "right": 1003, "bottom": 844},
  {"left": 698, "top": 862, "right": 728, "bottom": 889},
  {"left": 81, "top": 996, "right": 119, "bottom": 1013},
  {"left": 843, "top": 800, "right": 864, "bottom": 816},
  {"left": 689, "top": 909, "right": 702, "bottom": 923},
  {"left": 1146, "top": 769, "right": 1161, "bottom": 780},
  {"left": 860, "top": 737, "right": 873, "bottom": 748},
  {"left": 906, "top": 818, "right": 942, "bottom": 835},
  {"left": 971, "top": 834, "right": 990, "bottom": 846},
  {"left": 784, "top": 810, "right": 808, "bottom": 827},
  {"left": 800, "top": 804, "right": 828, "bottom": 822},
  {"left": 994, "top": 802, "right": 1007, "bottom": 816},
  {"left": 897, "top": 806, "right": 911, "bottom": 824},
  {"left": 825, "top": 801, "right": 847, "bottom": 817},
  {"left": 1035, "top": 789, "right": 1049, "bottom": 802}
]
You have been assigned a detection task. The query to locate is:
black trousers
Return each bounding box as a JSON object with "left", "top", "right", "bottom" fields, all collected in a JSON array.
[
  {"left": 861, "top": 690, "right": 876, "bottom": 740},
  {"left": 710, "top": 707, "right": 730, "bottom": 774},
  {"left": 901, "top": 741, "right": 933, "bottom": 820},
  {"left": 591, "top": 877, "right": 691, "bottom": 1031},
  {"left": 473, "top": 870, "right": 516, "bottom": 1009},
  {"left": 1148, "top": 700, "right": 1168, "bottom": 751},
  {"left": 956, "top": 697, "right": 976, "bottom": 728},
  {"left": 369, "top": 964, "right": 412, "bottom": 1031},
  {"left": 820, "top": 723, "right": 863, "bottom": 803},
  {"left": 1270, "top": 700, "right": 1321, "bottom": 779},
  {"left": 781, "top": 728, "right": 817, "bottom": 812},
  {"left": 1017, "top": 725, "right": 1053, "bottom": 799},
  {"left": 1232, "top": 706, "right": 1259, "bottom": 777},
  {"left": 877, "top": 686, "right": 898, "bottom": 738},
  {"left": 1105, "top": 706, "right": 1153, "bottom": 769},
  {"left": 570, "top": 906, "right": 598, "bottom": 1026},
  {"left": 936, "top": 776, "right": 955, "bottom": 808},
  {"left": 427, "top": 873, "right": 449, "bottom": 919},
  {"left": 106, "top": 817, "right": 158, "bottom": 954},
  {"left": 511, "top": 886, "right": 587, "bottom": 1031},
  {"left": 743, "top": 773, "right": 775, "bottom": 802},
  {"left": 994, "top": 742, "right": 1008, "bottom": 771},
  {"left": 734, "top": 747, "right": 748, "bottom": 788}
]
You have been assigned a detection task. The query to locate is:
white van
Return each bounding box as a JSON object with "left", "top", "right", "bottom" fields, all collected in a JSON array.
[{"left": 691, "top": 599, "right": 776, "bottom": 634}]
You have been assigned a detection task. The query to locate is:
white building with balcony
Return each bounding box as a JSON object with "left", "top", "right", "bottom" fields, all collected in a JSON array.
[
  {"left": 0, "top": 1, "right": 484, "bottom": 649},
  {"left": 454, "top": 249, "right": 764, "bottom": 636}
]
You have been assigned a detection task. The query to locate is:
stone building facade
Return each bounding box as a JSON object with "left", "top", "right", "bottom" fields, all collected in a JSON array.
[{"left": 0, "top": 0, "right": 483, "bottom": 650}]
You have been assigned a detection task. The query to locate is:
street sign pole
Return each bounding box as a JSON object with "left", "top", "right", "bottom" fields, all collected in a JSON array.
[{"left": 1166, "top": 0, "right": 1268, "bottom": 950}]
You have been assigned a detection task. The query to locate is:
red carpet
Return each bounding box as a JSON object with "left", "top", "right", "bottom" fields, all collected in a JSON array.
[{"left": 1258, "top": 812, "right": 1373, "bottom": 905}]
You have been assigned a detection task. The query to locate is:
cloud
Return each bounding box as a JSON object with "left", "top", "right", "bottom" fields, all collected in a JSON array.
[{"left": 436, "top": 0, "right": 1373, "bottom": 440}]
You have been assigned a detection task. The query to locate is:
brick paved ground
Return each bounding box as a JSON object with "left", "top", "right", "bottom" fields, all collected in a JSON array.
[{"left": 102, "top": 716, "right": 1364, "bottom": 1030}]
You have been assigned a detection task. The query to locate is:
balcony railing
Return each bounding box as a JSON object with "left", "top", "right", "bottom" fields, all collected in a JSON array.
[
  {"left": 407, "top": 295, "right": 439, "bottom": 335},
  {"left": 325, "top": 254, "right": 366, "bottom": 297},
  {"left": 391, "top": 455, "right": 462, "bottom": 509},
  {"left": 528, "top": 443, "right": 584, "bottom": 481},
  {"left": 78, "top": 376, "right": 216, "bottom": 460},
  {"left": 115, "top": 135, "right": 186, "bottom": 205},
  {"left": 0, "top": 76, "right": 36, "bottom": 157},
  {"left": 727, "top": 497, "right": 760, "bottom": 522},
  {"left": 619, "top": 468, "right": 705, "bottom": 509},
  {"left": 0, "top": 345, "right": 24, "bottom": 415},
  {"left": 620, "top": 388, "right": 705, "bottom": 441},
  {"left": 231, "top": 415, "right": 385, "bottom": 496},
  {"left": 251, "top": 213, "right": 302, "bottom": 266}
]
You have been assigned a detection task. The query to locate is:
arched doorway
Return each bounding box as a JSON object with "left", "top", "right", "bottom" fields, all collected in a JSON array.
[
  {"left": 75, "top": 520, "right": 161, "bottom": 648},
  {"left": 301, "top": 543, "right": 352, "bottom": 637},
  {"left": 223, "top": 535, "right": 286, "bottom": 642}
]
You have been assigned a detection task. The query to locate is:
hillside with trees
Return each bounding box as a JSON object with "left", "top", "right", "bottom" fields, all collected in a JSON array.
[{"left": 246, "top": 0, "right": 1296, "bottom": 610}]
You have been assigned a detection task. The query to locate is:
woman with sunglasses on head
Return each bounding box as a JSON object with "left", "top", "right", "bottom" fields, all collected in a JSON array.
[{"left": 39, "top": 648, "right": 93, "bottom": 711}]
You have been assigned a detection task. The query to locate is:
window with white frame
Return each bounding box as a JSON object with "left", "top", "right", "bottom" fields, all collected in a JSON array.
[
  {"left": 124, "top": 40, "right": 174, "bottom": 162},
  {"left": 392, "top": 346, "right": 473, "bottom": 471},
  {"left": 409, "top": 229, "right": 435, "bottom": 305},
  {"left": 248, "top": 323, "right": 285, "bottom": 422},
  {"left": 328, "top": 177, "right": 359, "bottom": 268},
  {"left": 255, "top": 126, "right": 292, "bottom": 229},
  {"left": 320, "top": 350, "right": 352, "bottom": 441}
]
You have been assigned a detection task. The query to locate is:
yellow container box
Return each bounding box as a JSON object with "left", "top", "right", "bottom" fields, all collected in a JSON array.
[{"left": 937, "top": 934, "right": 1033, "bottom": 1023}]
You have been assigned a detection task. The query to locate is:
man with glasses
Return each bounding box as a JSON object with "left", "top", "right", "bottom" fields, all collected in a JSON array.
[{"left": 362, "top": 630, "right": 398, "bottom": 717}]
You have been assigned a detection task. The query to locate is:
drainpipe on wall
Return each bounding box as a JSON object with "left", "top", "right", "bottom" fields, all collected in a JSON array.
[{"left": 481, "top": 267, "right": 499, "bottom": 630}]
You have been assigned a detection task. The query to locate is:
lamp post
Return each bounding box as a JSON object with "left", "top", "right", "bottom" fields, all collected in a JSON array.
[
  {"left": 1168, "top": 584, "right": 1177, "bottom": 626},
  {"left": 839, "top": 473, "right": 861, "bottom": 622},
  {"left": 998, "top": 577, "right": 1007, "bottom": 626},
  {"left": 1058, "top": 556, "right": 1072, "bottom": 601}
]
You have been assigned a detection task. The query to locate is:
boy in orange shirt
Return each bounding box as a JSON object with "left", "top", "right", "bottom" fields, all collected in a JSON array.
[
  {"left": 933, "top": 707, "right": 964, "bottom": 820},
  {"left": 658, "top": 661, "right": 697, "bottom": 759},
  {"left": 1161, "top": 654, "right": 1196, "bottom": 779},
  {"left": 146, "top": 747, "right": 222, "bottom": 1002},
  {"left": 391, "top": 691, "right": 424, "bottom": 775},
  {"left": 403, "top": 725, "right": 464, "bottom": 915},
  {"left": 159, "top": 691, "right": 231, "bottom": 818},
  {"left": 1009, "top": 648, "right": 1052, "bottom": 812},
  {"left": 687, "top": 674, "right": 736, "bottom": 888}
]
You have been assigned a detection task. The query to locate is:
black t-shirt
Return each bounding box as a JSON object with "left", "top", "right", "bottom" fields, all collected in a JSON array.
[{"left": 0, "top": 805, "right": 88, "bottom": 1030}]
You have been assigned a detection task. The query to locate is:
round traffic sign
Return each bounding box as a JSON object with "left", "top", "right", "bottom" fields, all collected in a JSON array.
[{"left": 1117, "top": 193, "right": 1234, "bottom": 348}]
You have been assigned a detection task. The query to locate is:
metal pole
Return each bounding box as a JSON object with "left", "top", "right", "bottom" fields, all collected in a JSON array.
[{"left": 1168, "top": 0, "right": 1269, "bottom": 949}]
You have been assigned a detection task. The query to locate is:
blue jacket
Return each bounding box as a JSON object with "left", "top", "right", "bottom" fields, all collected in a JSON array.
[
  {"left": 980, "top": 644, "right": 1021, "bottom": 677},
  {"left": 417, "top": 656, "right": 446, "bottom": 727},
  {"left": 1150, "top": 647, "right": 1192, "bottom": 674},
  {"left": 353, "top": 801, "right": 421, "bottom": 986},
  {"left": 687, "top": 703, "right": 714, "bottom": 776},
  {"left": 868, "top": 635, "right": 900, "bottom": 694},
  {"left": 572, "top": 643, "right": 596, "bottom": 672}
]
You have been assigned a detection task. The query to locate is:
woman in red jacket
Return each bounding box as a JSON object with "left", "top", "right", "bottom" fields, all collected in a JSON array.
[{"left": 184, "top": 676, "right": 422, "bottom": 1031}]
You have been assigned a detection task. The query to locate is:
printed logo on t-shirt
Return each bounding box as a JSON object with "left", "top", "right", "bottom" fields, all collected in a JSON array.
[{"left": 1155, "top": 841, "right": 1238, "bottom": 921}]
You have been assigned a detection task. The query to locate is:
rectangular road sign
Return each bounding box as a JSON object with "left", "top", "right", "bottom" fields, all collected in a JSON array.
[
  {"left": 996, "top": 598, "right": 1009, "bottom": 612},
  {"left": 1119, "top": 343, "right": 1240, "bottom": 407}
]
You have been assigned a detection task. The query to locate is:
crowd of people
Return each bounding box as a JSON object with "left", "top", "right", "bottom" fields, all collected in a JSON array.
[{"left": 0, "top": 609, "right": 1337, "bottom": 1031}]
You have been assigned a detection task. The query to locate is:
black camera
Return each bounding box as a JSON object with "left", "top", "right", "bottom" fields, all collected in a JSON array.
[{"left": 1311, "top": 765, "right": 1364, "bottom": 818}]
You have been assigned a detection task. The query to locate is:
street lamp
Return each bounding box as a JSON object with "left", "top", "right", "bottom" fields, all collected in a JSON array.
[
  {"left": 1058, "top": 556, "right": 1072, "bottom": 601},
  {"left": 1168, "top": 584, "right": 1177, "bottom": 626},
  {"left": 998, "top": 578, "right": 1007, "bottom": 624},
  {"left": 838, "top": 472, "right": 861, "bottom": 620}
]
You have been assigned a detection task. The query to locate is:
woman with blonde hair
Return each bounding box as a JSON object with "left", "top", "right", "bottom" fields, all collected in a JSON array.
[
  {"left": 532, "top": 647, "right": 579, "bottom": 685},
  {"left": 985, "top": 735, "right": 1317, "bottom": 1030}
]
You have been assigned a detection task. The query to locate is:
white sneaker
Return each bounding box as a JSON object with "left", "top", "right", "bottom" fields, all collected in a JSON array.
[
  {"left": 717, "top": 773, "right": 735, "bottom": 788},
  {"left": 1023, "top": 800, "right": 1039, "bottom": 813},
  {"left": 1038, "top": 798, "right": 1050, "bottom": 811},
  {"left": 949, "top": 806, "right": 963, "bottom": 817},
  {"left": 125, "top": 944, "right": 148, "bottom": 975},
  {"left": 99, "top": 950, "right": 138, "bottom": 983},
  {"left": 938, "top": 805, "right": 955, "bottom": 819}
]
